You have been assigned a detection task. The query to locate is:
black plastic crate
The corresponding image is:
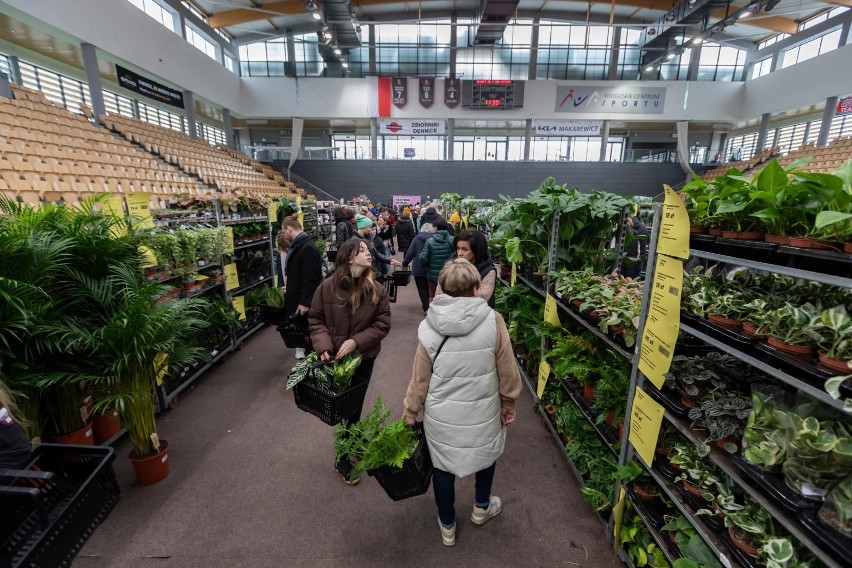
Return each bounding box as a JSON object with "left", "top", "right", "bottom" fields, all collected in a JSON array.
[
  {"left": 367, "top": 424, "right": 433, "bottom": 501},
  {"left": 258, "top": 303, "right": 290, "bottom": 327},
  {"left": 276, "top": 321, "right": 311, "bottom": 350},
  {"left": 391, "top": 270, "right": 412, "bottom": 286},
  {"left": 0, "top": 444, "right": 120, "bottom": 568},
  {"left": 293, "top": 379, "right": 369, "bottom": 426}
]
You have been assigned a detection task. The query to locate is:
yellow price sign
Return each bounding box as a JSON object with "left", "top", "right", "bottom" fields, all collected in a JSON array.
[
  {"left": 536, "top": 360, "right": 551, "bottom": 399},
  {"left": 628, "top": 387, "right": 665, "bottom": 467},
  {"left": 544, "top": 294, "right": 561, "bottom": 327},
  {"left": 125, "top": 192, "right": 153, "bottom": 228},
  {"left": 153, "top": 352, "right": 169, "bottom": 387},
  {"left": 612, "top": 487, "right": 627, "bottom": 550},
  {"left": 225, "top": 227, "right": 235, "bottom": 254},
  {"left": 637, "top": 311, "right": 679, "bottom": 389},
  {"left": 231, "top": 296, "right": 246, "bottom": 321},
  {"left": 657, "top": 185, "right": 689, "bottom": 259},
  {"left": 224, "top": 263, "right": 240, "bottom": 291},
  {"left": 139, "top": 245, "right": 158, "bottom": 269},
  {"left": 104, "top": 195, "right": 125, "bottom": 216},
  {"left": 648, "top": 255, "right": 684, "bottom": 322},
  {"left": 510, "top": 263, "right": 517, "bottom": 287},
  {"left": 268, "top": 201, "right": 278, "bottom": 223}
]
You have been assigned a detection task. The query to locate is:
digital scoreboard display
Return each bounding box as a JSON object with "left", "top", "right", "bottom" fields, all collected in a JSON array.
[{"left": 462, "top": 80, "right": 524, "bottom": 109}]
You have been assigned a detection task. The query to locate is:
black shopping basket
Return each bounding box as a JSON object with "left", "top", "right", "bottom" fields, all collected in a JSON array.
[
  {"left": 391, "top": 268, "right": 412, "bottom": 287},
  {"left": 367, "top": 423, "right": 433, "bottom": 501},
  {"left": 277, "top": 317, "right": 312, "bottom": 349},
  {"left": 292, "top": 362, "right": 369, "bottom": 426},
  {"left": 259, "top": 303, "right": 290, "bottom": 327},
  {"left": 380, "top": 275, "right": 398, "bottom": 303},
  {"left": 1, "top": 444, "right": 120, "bottom": 568}
]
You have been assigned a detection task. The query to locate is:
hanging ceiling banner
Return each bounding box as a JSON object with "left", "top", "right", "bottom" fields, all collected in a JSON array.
[
  {"left": 555, "top": 86, "right": 667, "bottom": 115},
  {"left": 419, "top": 77, "right": 435, "bottom": 108},
  {"left": 837, "top": 96, "right": 852, "bottom": 115},
  {"left": 534, "top": 121, "right": 602, "bottom": 136},
  {"left": 116, "top": 65, "right": 184, "bottom": 108},
  {"left": 392, "top": 77, "right": 408, "bottom": 109},
  {"left": 379, "top": 119, "right": 445, "bottom": 135},
  {"left": 444, "top": 78, "right": 460, "bottom": 109}
]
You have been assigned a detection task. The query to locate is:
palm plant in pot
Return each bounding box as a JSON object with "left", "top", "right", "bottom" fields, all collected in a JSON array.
[{"left": 50, "top": 265, "right": 211, "bottom": 485}]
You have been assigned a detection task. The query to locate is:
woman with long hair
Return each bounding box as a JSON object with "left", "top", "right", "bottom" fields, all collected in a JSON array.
[
  {"left": 453, "top": 230, "right": 497, "bottom": 307},
  {"left": 308, "top": 237, "right": 392, "bottom": 485},
  {"left": 333, "top": 206, "right": 356, "bottom": 248},
  {"left": 0, "top": 381, "right": 32, "bottom": 470}
]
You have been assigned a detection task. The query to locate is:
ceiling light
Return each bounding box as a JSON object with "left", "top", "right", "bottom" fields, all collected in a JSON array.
[
  {"left": 665, "top": 53, "right": 675, "bottom": 61},
  {"left": 692, "top": 36, "right": 703, "bottom": 45},
  {"left": 341, "top": 62, "right": 349, "bottom": 68},
  {"left": 334, "top": 48, "right": 341, "bottom": 55},
  {"left": 324, "top": 31, "right": 332, "bottom": 39},
  {"left": 645, "top": 66, "right": 653, "bottom": 72},
  {"left": 311, "top": 12, "right": 322, "bottom": 20},
  {"left": 688, "top": 0, "right": 697, "bottom": 6}
]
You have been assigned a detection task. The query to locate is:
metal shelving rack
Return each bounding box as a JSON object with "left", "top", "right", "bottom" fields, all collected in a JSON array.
[{"left": 616, "top": 207, "right": 851, "bottom": 568}]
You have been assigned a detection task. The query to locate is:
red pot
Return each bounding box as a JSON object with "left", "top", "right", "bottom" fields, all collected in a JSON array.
[
  {"left": 818, "top": 352, "right": 852, "bottom": 374},
  {"left": 129, "top": 439, "right": 170, "bottom": 485},
  {"left": 683, "top": 480, "right": 706, "bottom": 501},
  {"left": 45, "top": 422, "right": 94, "bottom": 445},
  {"left": 728, "top": 526, "right": 759, "bottom": 558},
  {"left": 617, "top": 421, "right": 625, "bottom": 441},
  {"left": 767, "top": 337, "right": 816, "bottom": 358},
  {"left": 570, "top": 299, "right": 583, "bottom": 310},
  {"left": 681, "top": 395, "right": 699, "bottom": 409},
  {"left": 715, "top": 436, "right": 741, "bottom": 453},
  {"left": 583, "top": 380, "right": 596, "bottom": 401},
  {"left": 690, "top": 226, "right": 708, "bottom": 234},
  {"left": 845, "top": 242, "right": 852, "bottom": 254},
  {"left": 708, "top": 228, "right": 723, "bottom": 236},
  {"left": 742, "top": 322, "right": 765, "bottom": 338},
  {"left": 721, "top": 230, "right": 763, "bottom": 241},
  {"left": 708, "top": 313, "right": 744, "bottom": 330},
  {"left": 633, "top": 481, "right": 660, "bottom": 501},
  {"left": 765, "top": 234, "right": 790, "bottom": 245},
  {"left": 92, "top": 410, "right": 121, "bottom": 444},
  {"left": 787, "top": 237, "right": 839, "bottom": 250}
]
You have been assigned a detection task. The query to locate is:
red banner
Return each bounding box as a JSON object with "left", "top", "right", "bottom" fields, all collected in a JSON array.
[
  {"left": 837, "top": 96, "right": 852, "bottom": 115},
  {"left": 419, "top": 77, "right": 435, "bottom": 108},
  {"left": 378, "top": 76, "right": 392, "bottom": 117},
  {"left": 392, "top": 77, "right": 408, "bottom": 109}
]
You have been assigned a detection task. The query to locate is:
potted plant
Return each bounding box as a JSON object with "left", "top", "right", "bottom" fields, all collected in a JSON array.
[
  {"left": 742, "top": 393, "right": 788, "bottom": 471},
  {"left": 688, "top": 389, "right": 752, "bottom": 453},
  {"left": 661, "top": 514, "right": 723, "bottom": 567},
  {"left": 780, "top": 411, "right": 852, "bottom": 500},
  {"left": 814, "top": 305, "right": 852, "bottom": 374},
  {"left": 764, "top": 303, "right": 822, "bottom": 358},
  {"left": 817, "top": 474, "right": 851, "bottom": 538}
]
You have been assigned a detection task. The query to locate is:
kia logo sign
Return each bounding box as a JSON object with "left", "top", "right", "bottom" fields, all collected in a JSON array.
[
  {"left": 386, "top": 122, "right": 402, "bottom": 133},
  {"left": 537, "top": 126, "right": 557, "bottom": 132}
]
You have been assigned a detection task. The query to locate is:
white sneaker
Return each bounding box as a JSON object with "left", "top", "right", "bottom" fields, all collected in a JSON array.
[
  {"left": 439, "top": 519, "right": 456, "bottom": 546},
  {"left": 295, "top": 348, "right": 306, "bottom": 360},
  {"left": 471, "top": 496, "right": 502, "bottom": 525}
]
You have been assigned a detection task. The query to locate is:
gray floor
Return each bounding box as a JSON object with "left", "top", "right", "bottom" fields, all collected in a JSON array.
[{"left": 75, "top": 269, "right": 619, "bottom": 568}]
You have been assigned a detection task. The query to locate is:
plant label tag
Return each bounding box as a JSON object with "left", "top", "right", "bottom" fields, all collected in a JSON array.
[
  {"left": 161, "top": 454, "right": 168, "bottom": 463},
  {"left": 268, "top": 202, "right": 278, "bottom": 223},
  {"left": 225, "top": 227, "right": 235, "bottom": 254},
  {"left": 232, "top": 296, "right": 247, "bottom": 321},
  {"left": 85, "top": 428, "right": 92, "bottom": 438},
  {"left": 658, "top": 186, "right": 690, "bottom": 259},
  {"left": 225, "top": 263, "right": 240, "bottom": 291},
  {"left": 126, "top": 192, "right": 154, "bottom": 228},
  {"left": 648, "top": 255, "right": 683, "bottom": 321},
  {"left": 544, "top": 295, "right": 561, "bottom": 327},
  {"left": 536, "top": 360, "right": 551, "bottom": 399},
  {"left": 510, "top": 263, "right": 517, "bottom": 287},
  {"left": 150, "top": 433, "right": 160, "bottom": 450},
  {"left": 154, "top": 352, "right": 169, "bottom": 386},
  {"left": 628, "top": 387, "right": 665, "bottom": 467},
  {"left": 612, "top": 487, "right": 626, "bottom": 551},
  {"left": 638, "top": 312, "right": 679, "bottom": 389}
]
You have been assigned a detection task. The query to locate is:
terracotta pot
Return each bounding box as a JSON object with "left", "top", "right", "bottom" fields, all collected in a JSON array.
[
  {"left": 721, "top": 230, "right": 763, "bottom": 241},
  {"left": 583, "top": 380, "right": 596, "bottom": 402},
  {"left": 742, "top": 322, "right": 766, "bottom": 338},
  {"left": 708, "top": 228, "right": 723, "bottom": 236},
  {"left": 570, "top": 299, "right": 583, "bottom": 310},
  {"left": 92, "top": 409, "right": 121, "bottom": 444},
  {"left": 606, "top": 411, "right": 616, "bottom": 427},
  {"left": 655, "top": 447, "right": 671, "bottom": 458},
  {"left": 765, "top": 234, "right": 790, "bottom": 245},
  {"left": 818, "top": 352, "right": 852, "bottom": 374},
  {"left": 728, "top": 526, "right": 759, "bottom": 558},
  {"left": 683, "top": 480, "right": 706, "bottom": 502},
  {"left": 45, "top": 422, "right": 94, "bottom": 445},
  {"left": 715, "top": 436, "right": 741, "bottom": 453},
  {"left": 799, "top": 238, "right": 840, "bottom": 251},
  {"left": 788, "top": 237, "right": 829, "bottom": 250},
  {"left": 708, "top": 313, "right": 744, "bottom": 330},
  {"left": 845, "top": 242, "right": 852, "bottom": 254},
  {"left": 584, "top": 308, "right": 599, "bottom": 321},
  {"left": 633, "top": 481, "right": 660, "bottom": 501},
  {"left": 768, "top": 337, "right": 816, "bottom": 358},
  {"left": 690, "top": 226, "right": 708, "bottom": 234},
  {"left": 680, "top": 395, "right": 699, "bottom": 409},
  {"left": 609, "top": 325, "right": 625, "bottom": 334},
  {"left": 617, "top": 421, "right": 625, "bottom": 441},
  {"left": 129, "top": 439, "right": 170, "bottom": 485}
]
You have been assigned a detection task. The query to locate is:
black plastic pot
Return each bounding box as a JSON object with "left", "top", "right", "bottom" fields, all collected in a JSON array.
[
  {"left": 800, "top": 506, "right": 852, "bottom": 566},
  {"left": 731, "top": 455, "right": 818, "bottom": 515}
]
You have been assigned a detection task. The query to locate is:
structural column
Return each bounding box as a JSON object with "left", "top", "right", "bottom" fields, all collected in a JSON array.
[
  {"left": 286, "top": 31, "right": 297, "bottom": 77},
  {"left": 81, "top": 43, "right": 106, "bottom": 123},
  {"left": 447, "top": 118, "right": 454, "bottom": 160},
  {"left": 7, "top": 55, "right": 22, "bottom": 85},
  {"left": 817, "top": 96, "right": 838, "bottom": 147},
  {"left": 368, "top": 25, "right": 376, "bottom": 75},
  {"left": 528, "top": 17, "right": 540, "bottom": 80},
  {"left": 131, "top": 99, "right": 140, "bottom": 119},
  {"left": 449, "top": 13, "right": 457, "bottom": 78},
  {"left": 523, "top": 119, "right": 533, "bottom": 161},
  {"left": 0, "top": 72, "right": 12, "bottom": 99},
  {"left": 687, "top": 43, "right": 702, "bottom": 81},
  {"left": 607, "top": 27, "right": 621, "bottom": 80},
  {"left": 184, "top": 90, "right": 197, "bottom": 139},
  {"left": 599, "top": 120, "right": 610, "bottom": 162},
  {"left": 754, "top": 112, "right": 771, "bottom": 153},
  {"left": 222, "top": 108, "right": 235, "bottom": 149},
  {"left": 370, "top": 117, "right": 378, "bottom": 160}
]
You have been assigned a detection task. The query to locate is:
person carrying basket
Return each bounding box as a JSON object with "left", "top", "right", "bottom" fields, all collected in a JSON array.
[{"left": 308, "top": 237, "right": 392, "bottom": 485}]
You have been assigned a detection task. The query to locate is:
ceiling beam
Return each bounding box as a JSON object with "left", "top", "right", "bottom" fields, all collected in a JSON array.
[
  {"left": 208, "top": 0, "right": 304, "bottom": 28},
  {"left": 819, "top": 0, "right": 851, "bottom": 6},
  {"left": 708, "top": 5, "right": 798, "bottom": 34}
]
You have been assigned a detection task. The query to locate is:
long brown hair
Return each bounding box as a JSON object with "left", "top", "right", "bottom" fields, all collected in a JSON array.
[
  {"left": 332, "top": 238, "right": 381, "bottom": 312},
  {"left": 0, "top": 380, "right": 22, "bottom": 426}
]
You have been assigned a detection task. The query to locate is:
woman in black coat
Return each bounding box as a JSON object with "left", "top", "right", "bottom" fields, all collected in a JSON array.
[
  {"left": 395, "top": 209, "right": 416, "bottom": 255},
  {"left": 334, "top": 206, "right": 356, "bottom": 248}
]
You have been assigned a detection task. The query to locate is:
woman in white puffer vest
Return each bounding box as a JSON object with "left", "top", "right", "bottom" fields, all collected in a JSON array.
[{"left": 403, "top": 259, "right": 522, "bottom": 547}]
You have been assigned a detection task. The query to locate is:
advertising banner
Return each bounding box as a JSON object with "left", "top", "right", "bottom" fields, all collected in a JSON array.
[
  {"left": 534, "top": 121, "right": 602, "bottom": 136},
  {"left": 392, "top": 77, "right": 408, "bottom": 108},
  {"left": 419, "top": 77, "right": 435, "bottom": 108},
  {"left": 392, "top": 195, "right": 421, "bottom": 207},
  {"left": 116, "top": 65, "right": 184, "bottom": 108},
  {"left": 444, "top": 78, "right": 460, "bottom": 108},
  {"left": 837, "top": 96, "right": 852, "bottom": 115},
  {"left": 379, "top": 119, "right": 445, "bottom": 135},
  {"left": 555, "top": 86, "right": 666, "bottom": 115}
]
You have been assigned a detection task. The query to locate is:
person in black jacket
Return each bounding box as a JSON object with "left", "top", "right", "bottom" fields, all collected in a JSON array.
[
  {"left": 355, "top": 214, "right": 400, "bottom": 276},
  {"left": 0, "top": 385, "right": 31, "bottom": 472},
  {"left": 395, "top": 208, "right": 416, "bottom": 255},
  {"left": 333, "top": 206, "right": 356, "bottom": 249},
  {"left": 281, "top": 215, "right": 323, "bottom": 359},
  {"left": 419, "top": 206, "right": 438, "bottom": 230}
]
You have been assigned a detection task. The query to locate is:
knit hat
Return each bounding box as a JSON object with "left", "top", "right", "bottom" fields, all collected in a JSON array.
[
  {"left": 403, "top": 207, "right": 411, "bottom": 216},
  {"left": 355, "top": 214, "right": 373, "bottom": 229}
]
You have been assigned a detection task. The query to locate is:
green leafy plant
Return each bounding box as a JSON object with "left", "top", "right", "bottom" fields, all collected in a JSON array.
[
  {"left": 688, "top": 389, "right": 752, "bottom": 452},
  {"left": 619, "top": 508, "right": 670, "bottom": 567},
  {"left": 286, "top": 352, "right": 362, "bottom": 394},
  {"left": 818, "top": 474, "right": 852, "bottom": 537},
  {"left": 742, "top": 393, "right": 789, "bottom": 470},
  {"left": 780, "top": 410, "right": 852, "bottom": 498},
  {"left": 261, "top": 285, "right": 286, "bottom": 309},
  {"left": 763, "top": 303, "right": 822, "bottom": 347},
  {"left": 814, "top": 305, "right": 852, "bottom": 363},
  {"left": 661, "top": 514, "right": 722, "bottom": 568}
]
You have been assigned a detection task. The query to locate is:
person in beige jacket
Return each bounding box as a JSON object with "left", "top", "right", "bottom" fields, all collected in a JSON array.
[{"left": 403, "top": 258, "right": 522, "bottom": 547}]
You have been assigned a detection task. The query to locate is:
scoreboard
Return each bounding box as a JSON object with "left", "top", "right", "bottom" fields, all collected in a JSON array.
[{"left": 461, "top": 80, "right": 525, "bottom": 109}]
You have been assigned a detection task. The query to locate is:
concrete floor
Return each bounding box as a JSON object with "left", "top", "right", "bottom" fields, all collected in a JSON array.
[{"left": 75, "top": 269, "right": 619, "bottom": 568}]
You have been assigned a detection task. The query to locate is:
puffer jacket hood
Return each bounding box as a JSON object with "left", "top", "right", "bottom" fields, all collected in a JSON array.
[
  {"left": 426, "top": 295, "right": 491, "bottom": 337},
  {"left": 418, "top": 230, "right": 455, "bottom": 282}
]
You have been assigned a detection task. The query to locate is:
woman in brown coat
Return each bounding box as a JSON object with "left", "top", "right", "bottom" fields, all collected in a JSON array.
[{"left": 309, "top": 237, "right": 392, "bottom": 485}]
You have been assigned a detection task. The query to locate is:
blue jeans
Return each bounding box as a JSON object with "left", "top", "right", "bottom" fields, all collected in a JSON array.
[{"left": 433, "top": 462, "right": 497, "bottom": 527}]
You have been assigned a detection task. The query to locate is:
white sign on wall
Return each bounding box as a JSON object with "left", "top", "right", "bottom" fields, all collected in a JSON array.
[
  {"left": 534, "top": 121, "right": 602, "bottom": 136},
  {"left": 555, "top": 86, "right": 667, "bottom": 114},
  {"left": 379, "top": 119, "right": 446, "bottom": 135}
]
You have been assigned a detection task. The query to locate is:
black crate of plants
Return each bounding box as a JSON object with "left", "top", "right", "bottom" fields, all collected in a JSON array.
[
  {"left": 1, "top": 444, "right": 120, "bottom": 568},
  {"left": 287, "top": 353, "right": 367, "bottom": 426},
  {"left": 368, "top": 423, "right": 433, "bottom": 501}
]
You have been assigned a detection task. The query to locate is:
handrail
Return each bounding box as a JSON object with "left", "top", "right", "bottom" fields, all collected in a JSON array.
[{"left": 282, "top": 168, "right": 341, "bottom": 202}]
